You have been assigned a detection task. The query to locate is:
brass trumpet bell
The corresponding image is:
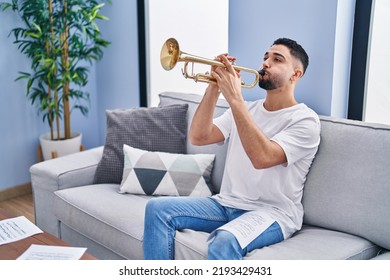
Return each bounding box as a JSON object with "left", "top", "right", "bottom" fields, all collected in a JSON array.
[
  {"left": 160, "top": 38, "right": 181, "bottom": 71},
  {"left": 160, "top": 38, "right": 260, "bottom": 88}
]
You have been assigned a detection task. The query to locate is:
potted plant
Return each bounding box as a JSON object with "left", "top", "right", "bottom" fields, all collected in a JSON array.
[{"left": 1, "top": 0, "right": 110, "bottom": 160}]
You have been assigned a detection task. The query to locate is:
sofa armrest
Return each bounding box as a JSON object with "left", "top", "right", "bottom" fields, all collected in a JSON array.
[
  {"left": 30, "top": 146, "right": 103, "bottom": 236},
  {"left": 30, "top": 146, "right": 103, "bottom": 192}
]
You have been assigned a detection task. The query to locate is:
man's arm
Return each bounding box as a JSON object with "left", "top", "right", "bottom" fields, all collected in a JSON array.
[
  {"left": 211, "top": 55, "right": 287, "bottom": 169},
  {"left": 229, "top": 100, "right": 287, "bottom": 169},
  {"left": 189, "top": 85, "right": 225, "bottom": 146}
]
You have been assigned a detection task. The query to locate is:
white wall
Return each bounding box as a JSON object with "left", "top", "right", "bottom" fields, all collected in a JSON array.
[{"left": 145, "top": 0, "right": 229, "bottom": 106}]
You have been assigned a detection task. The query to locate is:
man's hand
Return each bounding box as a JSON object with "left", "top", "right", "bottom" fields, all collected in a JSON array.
[{"left": 211, "top": 54, "right": 243, "bottom": 104}]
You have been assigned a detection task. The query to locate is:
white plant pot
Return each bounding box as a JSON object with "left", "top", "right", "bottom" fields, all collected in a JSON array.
[{"left": 39, "top": 131, "right": 82, "bottom": 161}]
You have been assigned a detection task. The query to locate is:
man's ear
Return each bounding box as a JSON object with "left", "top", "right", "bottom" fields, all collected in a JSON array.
[{"left": 291, "top": 68, "right": 303, "bottom": 81}]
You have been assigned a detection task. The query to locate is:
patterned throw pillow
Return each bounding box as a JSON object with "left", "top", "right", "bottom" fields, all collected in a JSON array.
[
  {"left": 93, "top": 104, "right": 188, "bottom": 184},
  {"left": 120, "top": 145, "right": 215, "bottom": 197}
]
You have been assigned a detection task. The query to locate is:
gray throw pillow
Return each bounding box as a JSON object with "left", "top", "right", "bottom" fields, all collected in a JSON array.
[{"left": 93, "top": 104, "right": 188, "bottom": 184}]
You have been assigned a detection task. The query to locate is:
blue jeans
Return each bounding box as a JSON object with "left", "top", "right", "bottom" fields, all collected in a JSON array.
[{"left": 143, "top": 196, "right": 284, "bottom": 260}]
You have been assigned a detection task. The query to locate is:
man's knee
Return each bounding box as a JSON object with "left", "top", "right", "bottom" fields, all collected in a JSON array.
[
  {"left": 146, "top": 197, "right": 171, "bottom": 211},
  {"left": 145, "top": 197, "right": 175, "bottom": 221},
  {"left": 145, "top": 197, "right": 159, "bottom": 213},
  {"left": 209, "top": 230, "right": 237, "bottom": 247}
]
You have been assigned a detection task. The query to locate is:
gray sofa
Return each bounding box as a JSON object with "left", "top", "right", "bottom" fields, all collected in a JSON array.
[{"left": 30, "top": 91, "right": 390, "bottom": 260}]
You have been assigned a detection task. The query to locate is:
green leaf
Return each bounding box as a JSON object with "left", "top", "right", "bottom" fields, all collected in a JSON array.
[
  {"left": 95, "top": 14, "right": 109, "bottom": 21},
  {"left": 0, "top": 2, "right": 12, "bottom": 11},
  {"left": 1, "top": 0, "right": 111, "bottom": 134}
]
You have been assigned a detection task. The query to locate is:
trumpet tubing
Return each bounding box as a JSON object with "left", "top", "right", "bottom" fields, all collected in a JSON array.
[{"left": 160, "top": 38, "right": 260, "bottom": 88}]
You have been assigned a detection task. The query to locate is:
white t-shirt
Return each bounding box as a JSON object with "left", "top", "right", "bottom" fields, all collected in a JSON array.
[{"left": 212, "top": 99, "right": 321, "bottom": 239}]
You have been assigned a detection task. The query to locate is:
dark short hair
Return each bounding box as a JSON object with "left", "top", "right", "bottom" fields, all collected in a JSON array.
[{"left": 273, "top": 38, "right": 309, "bottom": 75}]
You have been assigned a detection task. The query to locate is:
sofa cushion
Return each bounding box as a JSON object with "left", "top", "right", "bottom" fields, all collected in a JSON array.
[
  {"left": 173, "top": 225, "right": 381, "bottom": 260},
  {"left": 158, "top": 92, "right": 229, "bottom": 193},
  {"left": 93, "top": 104, "right": 188, "bottom": 184},
  {"left": 303, "top": 116, "right": 390, "bottom": 250},
  {"left": 53, "top": 184, "right": 151, "bottom": 259},
  {"left": 370, "top": 251, "right": 390, "bottom": 260},
  {"left": 245, "top": 226, "right": 380, "bottom": 260},
  {"left": 120, "top": 145, "right": 215, "bottom": 196}
]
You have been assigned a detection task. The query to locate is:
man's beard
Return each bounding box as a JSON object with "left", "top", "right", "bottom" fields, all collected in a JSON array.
[
  {"left": 258, "top": 73, "right": 283, "bottom": 90},
  {"left": 258, "top": 79, "right": 275, "bottom": 90}
]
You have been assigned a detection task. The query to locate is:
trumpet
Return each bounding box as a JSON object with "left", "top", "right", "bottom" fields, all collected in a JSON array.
[{"left": 160, "top": 38, "right": 263, "bottom": 88}]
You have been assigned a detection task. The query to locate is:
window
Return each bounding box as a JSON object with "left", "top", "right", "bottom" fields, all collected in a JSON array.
[
  {"left": 363, "top": 0, "right": 390, "bottom": 125},
  {"left": 348, "top": 0, "right": 390, "bottom": 125},
  {"left": 141, "top": 0, "right": 229, "bottom": 107}
]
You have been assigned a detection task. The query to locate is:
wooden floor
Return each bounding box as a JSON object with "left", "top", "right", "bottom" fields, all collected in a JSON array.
[{"left": 0, "top": 193, "right": 34, "bottom": 223}]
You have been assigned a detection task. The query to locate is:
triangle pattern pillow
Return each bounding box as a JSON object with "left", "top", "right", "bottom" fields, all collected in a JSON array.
[{"left": 120, "top": 144, "right": 215, "bottom": 197}]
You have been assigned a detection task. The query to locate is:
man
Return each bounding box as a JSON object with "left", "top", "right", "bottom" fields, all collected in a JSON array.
[{"left": 143, "top": 38, "right": 321, "bottom": 260}]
